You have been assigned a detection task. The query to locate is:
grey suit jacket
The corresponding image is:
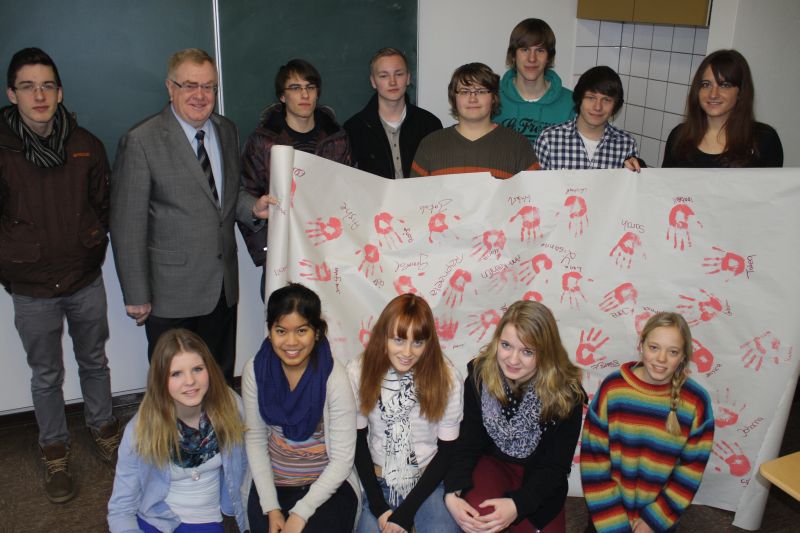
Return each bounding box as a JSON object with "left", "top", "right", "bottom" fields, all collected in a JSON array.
[{"left": 110, "top": 106, "right": 258, "bottom": 318}]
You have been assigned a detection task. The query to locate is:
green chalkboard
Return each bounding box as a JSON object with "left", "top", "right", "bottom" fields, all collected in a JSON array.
[
  {"left": 219, "top": 0, "right": 418, "bottom": 142},
  {"left": 0, "top": 0, "right": 214, "bottom": 160}
]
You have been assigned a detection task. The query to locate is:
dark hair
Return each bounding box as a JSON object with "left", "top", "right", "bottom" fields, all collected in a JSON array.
[
  {"left": 274, "top": 59, "right": 322, "bottom": 100},
  {"left": 369, "top": 47, "right": 409, "bottom": 73},
  {"left": 7, "top": 47, "right": 61, "bottom": 89},
  {"left": 572, "top": 66, "right": 624, "bottom": 115},
  {"left": 670, "top": 49, "right": 756, "bottom": 166},
  {"left": 447, "top": 62, "right": 501, "bottom": 119},
  {"left": 266, "top": 283, "right": 328, "bottom": 368},
  {"left": 506, "top": 18, "right": 556, "bottom": 70}
]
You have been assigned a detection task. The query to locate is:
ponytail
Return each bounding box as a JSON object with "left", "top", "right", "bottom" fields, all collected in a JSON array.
[{"left": 666, "top": 363, "right": 687, "bottom": 436}]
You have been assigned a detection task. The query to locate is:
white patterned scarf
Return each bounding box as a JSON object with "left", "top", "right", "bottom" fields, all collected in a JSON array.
[
  {"left": 379, "top": 368, "right": 419, "bottom": 505},
  {"left": 481, "top": 380, "right": 544, "bottom": 458}
]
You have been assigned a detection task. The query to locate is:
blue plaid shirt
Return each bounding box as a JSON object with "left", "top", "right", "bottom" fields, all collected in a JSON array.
[{"left": 534, "top": 118, "right": 639, "bottom": 170}]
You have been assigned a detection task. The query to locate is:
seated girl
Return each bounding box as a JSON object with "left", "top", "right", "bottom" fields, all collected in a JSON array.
[
  {"left": 244, "top": 283, "right": 359, "bottom": 533},
  {"left": 444, "top": 300, "right": 585, "bottom": 533},
  {"left": 581, "top": 312, "right": 715, "bottom": 533},
  {"left": 662, "top": 49, "right": 782, "bottom": 168},
  {"left": 108, "top": 329, "right": 249, "bottom": 533},
  {"left": 347, "top": 294, "right": 463, "bottom": 533}
]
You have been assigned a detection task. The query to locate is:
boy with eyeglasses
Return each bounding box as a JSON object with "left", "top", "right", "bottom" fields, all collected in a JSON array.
[
  {"left": 410, "top": 63, "right": 538, "bottom": 180},
  {"left": 494, "top": 18, "right": 575, "bottom": 146},
  {"left": 1, "top": 47, "right": 120, "bottom": 503},
  {"left": 239, "top": 59, "right": 351, "bottom": 296}
]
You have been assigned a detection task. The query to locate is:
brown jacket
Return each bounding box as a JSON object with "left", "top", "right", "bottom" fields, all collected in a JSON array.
[{"left": 0, "top": 110, "right": 110, "bottom": 297}]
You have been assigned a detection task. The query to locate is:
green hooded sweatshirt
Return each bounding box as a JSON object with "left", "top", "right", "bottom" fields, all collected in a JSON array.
[{"left": 494, "top": 68, "right": 575, "bottom": 145}]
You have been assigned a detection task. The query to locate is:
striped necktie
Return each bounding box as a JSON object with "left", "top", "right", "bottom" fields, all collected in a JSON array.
[{"left": 195, "top": 130, "right": 220, "bottom": 206}]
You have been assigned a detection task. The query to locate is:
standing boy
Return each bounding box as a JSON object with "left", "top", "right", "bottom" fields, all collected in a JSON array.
[
  {"left": 410, "top": 63, "right": 538, "bottom": 180},
  {"left": 344, "top": 48, "right": 442, "bottom": 179},
  {"left": 494, "top": 19, "right": 575, "bottom": 145},
  {"left": 1, "top": 48, "right": 118, "bottom": 502},
  {"left": 535, "top": 66, "right": 641, "bottom": 170}
]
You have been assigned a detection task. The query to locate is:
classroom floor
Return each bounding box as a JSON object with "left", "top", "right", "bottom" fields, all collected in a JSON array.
[{"left": 1, "top": 385, "right": 797, "bottom": 533}]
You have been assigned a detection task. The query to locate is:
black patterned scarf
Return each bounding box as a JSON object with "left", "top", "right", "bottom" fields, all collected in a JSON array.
[
  {"left": 173, "top": 411, "right": 219, "bottom": 468},
  {"left": 481, "top": 380, "right": 544, "bottom": 459},
  {"left": 379, "top": 368, "right": 419, "bottom": 505},
  {"left": 1, "top": 103, "right": 71, "bottom": 168}
]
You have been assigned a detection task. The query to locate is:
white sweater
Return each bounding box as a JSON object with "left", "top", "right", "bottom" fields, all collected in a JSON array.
[{"left": 243, "top": 356, "right": 360, "bottom": 522}]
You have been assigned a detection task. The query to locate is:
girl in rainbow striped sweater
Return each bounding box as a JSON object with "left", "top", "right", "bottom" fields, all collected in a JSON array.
[{"left": 580, "top": 312, "right": 714, "bottom": 533}]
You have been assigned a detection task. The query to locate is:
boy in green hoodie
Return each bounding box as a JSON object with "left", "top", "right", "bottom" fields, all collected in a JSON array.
[{"left": 494, "top": 18, "right": 575, "bottom": 145}]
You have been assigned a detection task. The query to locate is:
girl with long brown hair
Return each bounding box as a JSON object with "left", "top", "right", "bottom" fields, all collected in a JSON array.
[
  {"left": 107, "top": 329, "right": 248, "bottom": 533},
  {"left": 347, "top": 293, "right": 463, "bottom": 533},
  {"left": 662, "top": 49, "right": 782, "bottom": 167},
  {"left": 581, "top": 312, "right": 715, "bottom": 533},
  {"left": 444, "top": 300, "right": 585, "bottom": 533}
]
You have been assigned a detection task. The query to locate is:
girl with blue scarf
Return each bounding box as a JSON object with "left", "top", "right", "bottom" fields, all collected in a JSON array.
[{"left": 244, "top": 283, "right": 359, "bottom": 533}]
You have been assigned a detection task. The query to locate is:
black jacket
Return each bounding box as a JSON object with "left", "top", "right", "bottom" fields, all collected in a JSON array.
[{"left": 344, "top": 94, "right": 442, "bottom": 179}]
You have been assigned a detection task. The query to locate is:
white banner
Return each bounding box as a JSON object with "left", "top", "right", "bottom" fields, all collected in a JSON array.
[{"left": 266, "top": 146, "right": 800, "bottom": 530}]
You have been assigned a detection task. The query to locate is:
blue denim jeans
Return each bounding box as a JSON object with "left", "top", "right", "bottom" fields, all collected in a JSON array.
[{"left": 356, "top": 479, "right": 459, "bottom": 533}]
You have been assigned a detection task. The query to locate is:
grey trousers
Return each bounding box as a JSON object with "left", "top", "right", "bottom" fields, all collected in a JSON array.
[{"left": 13, "top": 275, "right": 114, "bottom": 446}]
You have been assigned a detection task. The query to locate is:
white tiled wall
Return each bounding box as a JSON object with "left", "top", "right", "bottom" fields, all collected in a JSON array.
[{"left": 572, "top": 20, "right": 708, "bottom": 167}]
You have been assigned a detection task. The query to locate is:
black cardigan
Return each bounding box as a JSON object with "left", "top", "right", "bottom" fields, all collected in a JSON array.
[
  {"left": 344, "top": 93, "right": 442, "bottom": 179},
  {"left": 444, "top": 361, "right": 585, "bottom": 529}
]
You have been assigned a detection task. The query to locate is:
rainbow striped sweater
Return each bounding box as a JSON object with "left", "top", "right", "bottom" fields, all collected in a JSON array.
[{"left": 580, "top": 362, "right": 714, "bottom": 533}]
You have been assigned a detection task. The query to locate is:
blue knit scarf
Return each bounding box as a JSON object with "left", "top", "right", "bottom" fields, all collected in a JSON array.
[{"left": 253, "top": 336, "right": 333, "bottom": 441}]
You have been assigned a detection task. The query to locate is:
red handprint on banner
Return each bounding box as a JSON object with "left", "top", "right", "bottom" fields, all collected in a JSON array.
[
  {"left": 355, "top": 244, "right": 383, "bottom": 279},
  {"left": 443, "top": 269, "right": 473, "bottom": 308},
  {"left": 393, "top": 275, "right": 418, "bottom": 295},
  {"left": 740, "top": 331, "right": 792, "bottom": 372},
  {"left": 298, "top": 259, "right": 331, "bottom": 282},
  {"left": 509, "top": 205, "right": 541, "bottom": 243},
  {"left": 635, "top": 310, "right": 654, "bottom": 335},
  {"left": 467, "top": 309, "right": 501, "bottom": 342},
  {"left": 518, "top": 253, "right": 553, "bottom": 286},
  {"left": 359, "top": 317, "right": 373, "bottom": 348},
  {"left": 712, "top": 440, "right": 751, "bottom": 477},
  {"left": 560, "top": 271, "right": 587, "bottom": 309},
  {"left": 471, "top": 229, "right": 506, "bottom": 260},
  {"left": 374, "top": 212, "right": 406, "bottom": 249},
  {"left": 703, "top": 246, "right": 745, "bottom": 281},
  {"left": 522, "top": 290, "right": 543, "bottom": 302},
  {"left": 564, "top": 195, "right": 589, "bottom": 237},
  {"left": 666, "top": 204, "right": 702, "bottom": 251},
  {"left": 290, "top": 174, "right": 298, "bottom": 207},
  {"left": 427, "top": 213, "right": 460, "bottom": 244},
  {"left": 488, "top": 267, "right": 517, "bottom": 293},
  {"left": 576, "top": 328, "right": 609, "bottom": 366},
  {"left": 599, "top": 282, "right": 638, "bottom": 313},
  {"left": 609, "top": 232, "right": 644, "bottom": 270},
  {"left": 677, "top": 289, "right": 723, "bottom": 327},
  {"left": 305, "top": 216, "right": 343, "bottom": 245},
  {"left": 714, "top": 388, "right": 746, "bottom": 428},
  {"left": 435, "top": 316, "right": 459, "bottom": 341},
  {"left": 691, "top": 338, "right": 714, "bottom": 373}
]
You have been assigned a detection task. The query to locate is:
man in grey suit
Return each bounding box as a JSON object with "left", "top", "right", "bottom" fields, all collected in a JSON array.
[{"left": 110, "top": 48, "right": 273, "bottom": 383}]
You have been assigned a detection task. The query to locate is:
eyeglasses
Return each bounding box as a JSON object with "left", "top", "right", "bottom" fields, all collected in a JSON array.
[
  {"left": 13, "top": 82, "right": 59, "bottom": 95},
  {"left": 284, "top": 84, "right": 318, "bottom": 94},
  {"left": 455, "top": 88, "right": 492, "bottom": 98},
  {"left": 170, "top": 80, "right": 219, "bottom": 94}
]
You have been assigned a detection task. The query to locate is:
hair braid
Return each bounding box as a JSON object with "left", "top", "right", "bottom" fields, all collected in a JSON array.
[{"left": 666, "top": 364, "right": 687, "bottom": 436}]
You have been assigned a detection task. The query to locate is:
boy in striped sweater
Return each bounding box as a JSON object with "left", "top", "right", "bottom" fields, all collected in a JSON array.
[{"left": 580, "top": 312, "right": 714, "bottom": 533}]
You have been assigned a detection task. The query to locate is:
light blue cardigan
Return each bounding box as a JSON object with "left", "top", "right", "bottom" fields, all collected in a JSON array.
[{"left": 107, "top": 395, "right": 250, "bottom": 533}]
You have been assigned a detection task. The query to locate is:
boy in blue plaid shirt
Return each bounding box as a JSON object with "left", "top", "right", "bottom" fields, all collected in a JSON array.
[{"left": 534, "top": 66, "right": 642, "bottom": 170}]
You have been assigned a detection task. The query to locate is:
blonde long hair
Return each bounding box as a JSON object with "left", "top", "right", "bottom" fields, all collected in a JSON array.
[
  {"left": 638, "top": 313, "right": 693, "bottom": 436},
  {"left": 134, "top": 329, "right": 245, "bottom": 466},
  {"left": 473, "top": 301, "right": 584, "bottom": 421}
]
